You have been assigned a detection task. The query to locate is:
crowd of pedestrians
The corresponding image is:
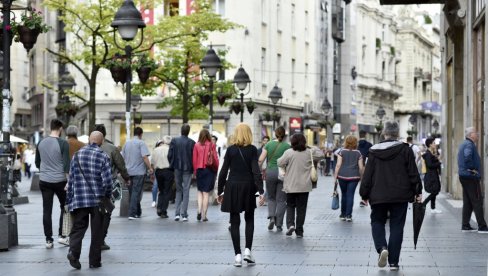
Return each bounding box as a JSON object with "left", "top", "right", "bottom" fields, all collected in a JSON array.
[{"left": 30, "top": 117, "right": 488, "bottom": 271}]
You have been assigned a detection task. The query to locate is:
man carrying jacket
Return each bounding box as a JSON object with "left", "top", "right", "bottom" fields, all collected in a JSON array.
[
  {"left": 457, "top": 127, "right": 488, "bottom": 233},
  {"left": 360, "top": 121, "right": 422, "bottom": 271}
]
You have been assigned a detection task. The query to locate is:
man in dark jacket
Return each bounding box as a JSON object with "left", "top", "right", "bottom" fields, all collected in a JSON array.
[
  {"left": 457, "top": 127, "right": 488, "bottom": 233},
  {"left": 357, "top": 130, "right": 372, "bottom": 165},
  {"left": 359, "top": 121, "right": 422, "bottom": 271},
  {"left": 168, "top": 124, "right": 195, "bottom": 222}
]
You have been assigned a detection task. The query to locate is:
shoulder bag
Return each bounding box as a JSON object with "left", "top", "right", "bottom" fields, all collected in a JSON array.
[
  {"left": 331, "top": 179, "right": 340, "bottom": 210},
  {"left": 75, "top": 154, "right": 115, "bottom": 214},
  {"left": 310, "top": 150, "right": 318, "bottom": 182}
]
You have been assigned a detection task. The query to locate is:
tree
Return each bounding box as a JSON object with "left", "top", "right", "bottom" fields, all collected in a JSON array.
[{"left": 133, "top": 0, "right": 238, "bottom": 123}]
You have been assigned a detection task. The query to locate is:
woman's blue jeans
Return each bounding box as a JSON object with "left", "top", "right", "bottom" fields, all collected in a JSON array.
[{"left": 338, "top": 179, "right": 359, "bottom": 217}]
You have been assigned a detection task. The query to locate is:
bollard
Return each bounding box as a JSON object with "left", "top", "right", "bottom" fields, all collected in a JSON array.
[
  {"left": 119, "top": 188, "right": 130, "bottom": 217},
  {"left": 30, "top": 173, "right": 40, "bottom": 191},
  {"left": 0, "top": 209, "right": 18, "bottom": 250}
]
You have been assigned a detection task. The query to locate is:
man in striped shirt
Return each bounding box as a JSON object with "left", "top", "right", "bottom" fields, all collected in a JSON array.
[{"left": 66, "top": 131, "right": 112, "bottom": 269}]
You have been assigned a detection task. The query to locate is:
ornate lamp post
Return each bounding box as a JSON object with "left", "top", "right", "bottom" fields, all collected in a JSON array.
[
  {"left": 111, "top": 0, "right": 145, "bottom": 141},
  {"left": 375, "top": 105, "right": 386, "bottom": 132},
  {"left": 432, "top": 119, "right": 439, "bottom": 135},
  {"left": 321, "top": 97, "right": 333, "bottom": 145},
  {"left": 268, "top": 84, "right": 283, "bottom": 130},
  {"left": 233, "top": 65, "right": 251, "bottom": 122},
  {"left": 57, "top": 71, "right": 76, "bottom": 124},
  {"left": 131, "top": 94, "right": 142, "bottom": 132},
  {"left": 407, "top": 114, "right": 418, "bottom": 137},
  {"left": 200, "top": 47, "right": 222, "bottom": 133}
]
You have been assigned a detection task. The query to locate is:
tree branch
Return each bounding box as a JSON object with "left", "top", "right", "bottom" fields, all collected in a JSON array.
[{"left": 45, "top": 48, "right": 91, "bottom": 83}]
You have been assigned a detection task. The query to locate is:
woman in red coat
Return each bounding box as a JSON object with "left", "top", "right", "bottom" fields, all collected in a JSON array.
[{"left": 192, "top": 129, "right": 219, "bottom": 221}]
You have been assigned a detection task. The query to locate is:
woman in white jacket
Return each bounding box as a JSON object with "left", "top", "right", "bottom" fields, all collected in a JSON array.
[{"left": 277, "top": 133, "right": 323, "bottom": 238}]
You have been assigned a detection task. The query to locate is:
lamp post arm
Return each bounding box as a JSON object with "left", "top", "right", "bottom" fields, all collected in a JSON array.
[
  {"left": 240, "top": 92, "right": 244, "bottom": 122},
  {"left": 46, "top": 48, "right": 91, "bottom": 83}
]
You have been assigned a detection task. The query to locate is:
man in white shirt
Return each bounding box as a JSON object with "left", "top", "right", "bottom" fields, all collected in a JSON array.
[{"left": 406, "top": 137, "right": 421, "bottom": 172}]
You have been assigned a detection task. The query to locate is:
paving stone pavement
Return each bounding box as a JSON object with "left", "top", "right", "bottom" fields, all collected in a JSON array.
[{"left": 1, "top": 175, "right": 488, "bottom": 276}]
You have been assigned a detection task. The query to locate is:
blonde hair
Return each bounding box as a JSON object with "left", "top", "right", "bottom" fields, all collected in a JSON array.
[
  {"left": 227, "top": 134, "right": 235, "bottom": 146},
  {"left": 343, "top": 135, "right": 358, "bottom": 150},
  {"left": 233, "top": 123, "right": 253, "bottom": 146}
]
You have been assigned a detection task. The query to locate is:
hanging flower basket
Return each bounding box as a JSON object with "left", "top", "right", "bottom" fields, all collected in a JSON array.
[
  {"left": 11, "top": 9, "right": 51, "bottom": 52},
  {"left": 55, "top": 102, "right": 79, "bottom": 117},
  {"left": 375, "top": 123, "right": 384, "bottom": 133},
  {"left": 134, "top": 55, "right": 157, "bottom": 84},
  {"left": 134, "top": 112, "right": 142, "bottom": 125},
  {"left": 136, "top": 67, "right": 151, "bottom": 83},
  {"left": 231, "top": 101, "right": 243, "bottom": 115},
  {"left": 406, "top": 129, "right": 418, "bottom": 136},
  {"left": 217, "top": 92, "right": 227, "bottom": 106},
  {"left": 199, "top": 93, "right": 211, "bottom": 106},
  {"left": 246, "top": 101, "right": 256, "bottom": 114},
  {"left": 0, "top": 29, "right": 14, "bottom": 49},
  {"left": 272, "top": 112, "right": 281, "bottom": 123},
  {"left": 106, "top": 55, "right": 131, "bottom": 84},
  {"left": 262, "top": 111, "right": 271, "bottom": 122},
  {"left": 17, "top": 26, "right": 40, "bottom": 51}
]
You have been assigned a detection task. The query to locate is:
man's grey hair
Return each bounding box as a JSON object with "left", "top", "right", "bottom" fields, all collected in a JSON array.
[
  {"left": 162, "top": 135, "right": 172, "bottom": 145},
  {"left": 66, "top": 125, "right": 79, "bottom": 137},
  {"left": 465, "top": 127, "right": 476, "bottom": 138},
  {"left": 382, "top": 120, "right": 399, "bottom": 139}
]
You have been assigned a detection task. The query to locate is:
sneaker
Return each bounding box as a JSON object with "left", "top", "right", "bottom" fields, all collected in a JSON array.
[
  {"left": 151, "top": 201, "right": 156, "bottom": 208},
  {"left": 346, "top": 216, "right": 353, "bottom": 222},
  {"left": 286, "top": 226, "right": 295, "bottom": 236},
  {"left": 339, "top": 215, "right": 346, "bottom": 221},
  {"left": 128, "top": 216, "right": 137, "bottom": 220},
  {"left": 478, "top": 226, "right": 488, "bottom": 233},
  {"left": 89, "top": 263, "right": 102, "bottom": 268},
  {"left": 160, "top": 214, "right": 169, "bottom": 219},
  {"left": 268, "top": 218, "right": 275, "bottom": 230},
  {"left": 378, "top": 247, "right": 388, "bottom": 268},
  {"left": 243, "top": 248, "right": 255, "bottom": 265},
  {"left": 58, "top": 236, "right": 69, "bottom": 246},
  {"left": 67, "top": 252, "right": 81, "bottom": 270},
  {"left": 234, "top": 254, "right": 242, "bottom": 267},
  {"left": 182, "top": 217, "right": 188, "bottom": 222},
  {"left": 45, "top": 240, "right": 54, "bottom": 249},
  {"left": 175, "top": 215, "right": 180, "bottom": 221},
  {"left": 101, "top": 242, "right": 111, "bottom": 250},
  {"left": 296, "top": 233, "right": 303, "bottom": 238},
  {"left": 431, "top": 209, "right": 442, "bottom": 214},
  {"left": 389, "top": 264, "right": 399, "bottom": 271},
  {"left": 276, "top": 226, "right": 283, "bottom": 232},
  {"left": 462, "top": 225, "right": 477, "bottom": 232}
]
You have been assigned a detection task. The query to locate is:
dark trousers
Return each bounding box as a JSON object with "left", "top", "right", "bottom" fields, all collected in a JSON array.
[
  {"left": 39, "top": 180, "right": 67, "bottom": 241},
  {"left": 156, "top": 168, "right": 175, "bottom": 215},
  {"left": 423, "top": 192, "right": 438, "bottom": 209},
  {"left": 128, "top": 175, "right": 146, "bottom": 217},
  {"left": 324, "top": 158, "right": 331, "bottom": 175},
  {"left": 371, "top": 202, "right": 408, "bottom": 265},
  {"left": 338, "top": 179, "right": 359, "bottom": 217},
  {"left": 69, "top": 207, "right": 104, "bottom": 265},
  {"left": 101, "top": 208, "right": 112, "bottom": 242},
  {"left": 24, "top": 164, "right": 31, "bottom": 178},
  {"left": 230, "top": 210, "right": 254, "bottom": 255},
  {"left": 460, "top": 178, "right": 487, "bottom": 227},
  {"left": 286, "top": 192, "right": 309, "bottom": 235}
]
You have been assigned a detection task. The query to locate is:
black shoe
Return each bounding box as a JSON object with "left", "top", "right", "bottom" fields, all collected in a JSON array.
[
  {"left": 67, "top": 252, "right": 81, "bottom": 270},
  {"left": 101, "top": 242, "right": 110, "bottom": 250},
  {"left": 389, "top": 263, "right": 399, "bottom": 271},
  {"left": 89, "top": 263, "right": 102, "bottom": 268},
  {"left": 197, "top": 213, "right": 202, "bottom": 221},
  {"left": 462, "top": 225, "right": 478, "bottom": 232},
  {"left": 160, "top": 214, "right": 169, "bottom": 219},
  {"left": 276, "top": 226, "right": 283, "bottom": 232},
  {"left": 286, "top": 226, "right": 295, "bottom": 236},
  {"left": 478, "top": 226, "right": 488, "bottom": 233},
  {"left": 268, "top": 218, "right": 275, "bottom": 230},
  {"left": 296, "top": 232, "right": 303, "bottom": 238}
]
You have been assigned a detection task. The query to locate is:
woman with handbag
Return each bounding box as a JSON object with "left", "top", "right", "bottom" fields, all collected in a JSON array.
[
  {"left": 217, "top": 123, "right": 264, "bottom": 267},
  {"left": 422, "top": 137, "right": 442, "bottom": 214},
  {"left": 192, "top": 129, "right": 219, "bottom": 221},
  {"left": 277, "top": 133, "right": 323, "bottom": 238},
  {"left": 258, "top": 126, "right": 290, "bottom": 232},
  {"left": 334, "top": 135, "right": 364, "bottom": 222}
]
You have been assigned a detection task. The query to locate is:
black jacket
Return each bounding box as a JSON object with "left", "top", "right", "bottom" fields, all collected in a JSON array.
[
  {"left": 168, "top": 136, "right": 195, "bottom": 172},
  {"left": 422, "top": 150, "right": 441, "bottom": 194},
  {"left": 359, "top": 140, "right": 422, "bottom": 205}
]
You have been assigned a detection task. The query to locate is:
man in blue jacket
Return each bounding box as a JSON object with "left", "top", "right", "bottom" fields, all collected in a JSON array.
[{"left": 457, "top": 127, "right": 488, "bottom": 233}]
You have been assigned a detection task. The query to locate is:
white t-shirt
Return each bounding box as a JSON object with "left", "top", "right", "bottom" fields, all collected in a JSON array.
[{"left": 409, "top": 143, "right": 421, "bottom": 171}]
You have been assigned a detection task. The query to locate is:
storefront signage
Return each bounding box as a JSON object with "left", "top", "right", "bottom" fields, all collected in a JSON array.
[{"left": 289, "top": 117, "right": 302, "bottom": 134}]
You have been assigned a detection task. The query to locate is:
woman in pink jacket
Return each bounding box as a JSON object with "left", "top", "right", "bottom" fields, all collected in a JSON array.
[{"left": 192, "top": 129, "right": 219, "bottom": 221}]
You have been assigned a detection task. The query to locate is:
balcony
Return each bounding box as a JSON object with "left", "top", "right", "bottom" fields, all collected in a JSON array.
[
  {"left": 423, "top": 72, "right": 432, "bottom": 82},
  {"left": 414, "top": 67, "right": 423, "bottom": 78}
]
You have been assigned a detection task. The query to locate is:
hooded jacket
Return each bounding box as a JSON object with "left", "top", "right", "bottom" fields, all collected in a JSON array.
[{"left": 359, "top": 140, "right": 422, "bottom": 205}]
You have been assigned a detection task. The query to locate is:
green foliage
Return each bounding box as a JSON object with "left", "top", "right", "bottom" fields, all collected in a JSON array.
[
  {"left": 376, "top": 38, "right": 381, "bottom": 50},
  {"left": 424, "top": 15, "right": 432, "bottom": 24},
  {"left": 11, "top": 9, "right": 51, "bottom": 33},
  {"left": 390, "top": 46, "right": 395, "bottom": 56},
  {"left": 133, "top": 54, "right": 158, "bottom": 70},
  {"left": 105, "top": 54, "right": 131, "bottom": 69}
]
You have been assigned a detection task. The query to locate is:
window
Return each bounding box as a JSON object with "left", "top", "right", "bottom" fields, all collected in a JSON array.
[
  {"left": 292, "top": 59, "right": 296, "bottom": 89},
  {"left": 305, "top": 11, "right": 309, "bottom": 41},
  {"left": 291, "top": 4, "right": 296, "bottom": 37},
  {"left": 213, "top": 0, "right": 225, "bottom": 16},
  {"left": 277, "top": 0, "right": 281, "bottom": 32},
  {"left": 277, "top": 54, "right": 282, "bottom": 80},
  {"left": 261, "top": 0, "right": 267, "bottom": 24},
  {"left": 305, "top": 63, "right": 309, "bottom": 94},
  {"left": 261, "top": 48, "right": 266, "bottom": 86}
]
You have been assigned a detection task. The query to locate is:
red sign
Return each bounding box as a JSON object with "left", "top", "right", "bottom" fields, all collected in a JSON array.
[{"left": 289, "top": 117, "right": 302, "bottom": 134}]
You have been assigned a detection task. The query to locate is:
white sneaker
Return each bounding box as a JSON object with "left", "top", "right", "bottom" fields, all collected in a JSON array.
[
  {"left": 58, "top": 236, "right": 69, "bottom": 246},
  {"left": 45, "top": 240, "right": 53, "bottom": 249},
  {"left": 128, "top": 216, "right": 137, "bottom": 220},
  {"left": 182, "top": 217, "right": 188, "bottom": 222},
  {"left": 234, "top": 254, "right": 242, "bottom": 267},
  {"left": 174, "top": 215, "right": 180, "bottom": 221},
  {"left": 431, "top": 209, "right": 442, "bottom": 214},
  {"left": 243, "top": 248, "right": 255, "bottom": 265},
  {"left": 151, "top": 201, "right": 156, "bottom": 208},
  {"left": 378, "top": 248, "right": 388, "bottom": 268}
]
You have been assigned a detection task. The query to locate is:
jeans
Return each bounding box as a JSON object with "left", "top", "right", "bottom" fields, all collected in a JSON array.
[
  {"left": 265, "top": 168, "right": 287, "bottom": 227},
  {"left": 338, "top": 179, "right": 359, "bottom": 217},
  {"left": 423, "top": 192, "right": 438, "bottom": 209},
  {"left": 371, "top": 202, "right": 408, "bottom": 265},
  {"left": 152, "top": 178, "right": 158, "bottom": 202},
  {"left": 230, "top": 210, "right": 254, "bottom": 255},
  {"left": 69, "top": 206, "right": 104, "bottom": 265},
  {"left": 286, "top": 192, "right": 309, "bottom": 235},
  {"left": 128, "top": 175, "right": 146, "bottom": 218},
  {"left": 174, "top": 169, "right": 192, "bottom": 218},
  {"left": 460, "top": 178, "right": 487, "bottom": 227},
  {"left": 156, "top": 168, "right": 175, "bottom": 215},
  {"left": 39, "top": 180, "right": 67, "bottom": 241}
]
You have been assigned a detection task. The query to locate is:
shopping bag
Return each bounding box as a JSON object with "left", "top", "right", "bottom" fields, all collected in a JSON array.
[
  {"left": 331, "top": 191, "right": 340, "bottom": 210},
  {"left": 62, "top": 205, "right": 73, "bottom": 237}
]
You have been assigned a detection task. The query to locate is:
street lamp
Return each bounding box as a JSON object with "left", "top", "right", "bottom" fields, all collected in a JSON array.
[
  {"left": 58, "top": 71, "right": 76, "bottom": 124},
  {"left": 233, "top": 65, "right": 251, "bottom": 122},
  {"left": 268, "top": 84, "right": 283, "bottom": 130},
  {"left": 375, "top": 105, "right": 386, "bottom": 134},
  {"left": 432, "top": 119, "right": 439, "bottom": 134},
  {"left": 111, "top": 0, "right": 145, "bottom": 141},
  {"left": 321, "top": 97, "right": 333, "bottom": 145},
  {"left": 200, "top": 47, "right": 222, "bottom": 133},
  {"left": 131, "top": 94, "right": 142, "bottom": 132}
]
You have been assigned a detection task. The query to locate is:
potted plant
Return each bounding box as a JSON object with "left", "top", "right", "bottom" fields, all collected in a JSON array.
[
  {"left": 272, "top": 112, "right": 281, "bottom": 122},
  {"left": 134, "top": 112, "right": 142, "bottom": 125},
  {"left": 262, "top": 111, "right": 271, "bottom": 121},
  {"left": 106, "top": 54, "right": 131, "bottom": 84},
  {"left": 375, "top": 122, "right": 384, "bottom": 133},
  {"left": 231, "top": 101, "right": 243, "bottom": 115},
  {"left": 134, "top": 55, "right": 157, "bottom": 84},
  {"left": 55, "top": 102, "right": 79, "bottom": 117},
  {"left": 216, "top": 92, "right": 228, "bottom": 106},
  {"left": 246, "top": 100, "right": 256, "bottom": 114},
  {"left": 199, "top": 92, "right": 211, "bottom": 106},
  {"left": 406, "top": 128, "right": 418, "bottom": 136},
  {"left": 11, "top": 9, "right": 51, "bottom": 51}
]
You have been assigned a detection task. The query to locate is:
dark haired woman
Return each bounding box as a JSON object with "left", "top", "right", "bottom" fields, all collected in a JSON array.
[
  {"left": 258, "top": 126, "right": 290, "bottom": 232},
  {"left": 422, "top": 137, "right": 442, "bottom": 214},
  {"left": 192, "top": 129, "right": 219, "bottom": 221},
  {"left": 277, "top": 133, "right": 323, "bottom": 238}
]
